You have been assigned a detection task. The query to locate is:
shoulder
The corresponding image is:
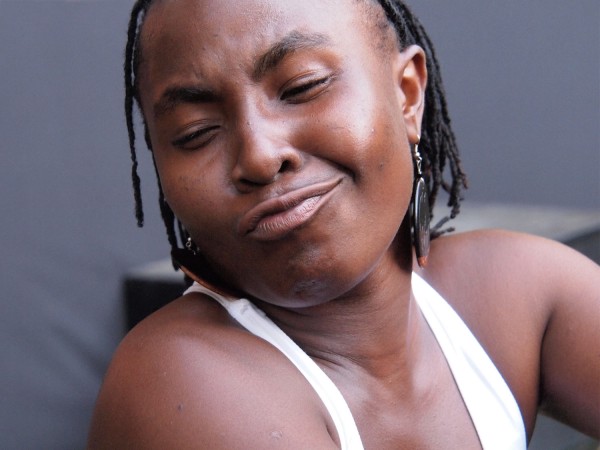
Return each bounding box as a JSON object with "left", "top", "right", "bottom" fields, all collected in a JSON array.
[
  {"left": 422, "top": 228, "right": 598, "bottom": 317},
  {"left": 87, "top": 293, "right": 337, "bottom": 449},
  {"left": 419, "top": 229, "right": 600, "bottom": 435}
]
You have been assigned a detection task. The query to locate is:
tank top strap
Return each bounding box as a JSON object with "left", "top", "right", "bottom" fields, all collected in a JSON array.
[
  {"left": 184, "top": 283, "right": 364, "bottom": 450},
  {"left": 411, "top": 273, "right": 526, "bottom": 450}
]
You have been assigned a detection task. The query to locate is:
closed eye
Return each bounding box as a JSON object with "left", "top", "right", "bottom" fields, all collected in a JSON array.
[
  {"left": 172, "top": 126, "right": 219, "bottom": 150},
  {"left": 280, "top": 76, "right": 332, "bottom": 103}
]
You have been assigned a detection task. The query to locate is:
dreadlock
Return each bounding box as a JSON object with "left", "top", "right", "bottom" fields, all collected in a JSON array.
[
  {"left": 375, "top": 0, "right": 468, "bottom": 233},
  {"left": 124, "top": 0, "right": 468, "bottom": 253},
  {"left": 124, "top": 0, "right": 183, "bottom": 249}
]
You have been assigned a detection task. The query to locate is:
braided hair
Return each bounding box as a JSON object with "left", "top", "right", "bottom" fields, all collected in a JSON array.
[{"left": 124, "top": 0, "right": 468, "bottom": 252}]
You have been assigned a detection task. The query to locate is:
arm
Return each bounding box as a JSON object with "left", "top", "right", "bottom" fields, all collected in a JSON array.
[
  {"left": 537, "top": 242, "right": 600, "bottom": 437},
  {"left": 424, "top": 229, "right": 600, "bottom": 437},
  {"left": 87, "top": 296, "right": 338, "bottom": 449}
]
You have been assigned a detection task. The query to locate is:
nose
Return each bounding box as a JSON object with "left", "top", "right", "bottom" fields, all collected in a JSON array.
[{"left": 231, "top": 115, "right": 302, "bottom": 191}]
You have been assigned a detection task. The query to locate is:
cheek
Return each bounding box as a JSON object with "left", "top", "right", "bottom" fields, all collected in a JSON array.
[
  {"left": 308, "top": 95, "right": 412, "bottom": 207},
  {"left": 300, "top": 97, "right": 413, "bottom": 241},
  {"left": 304, "top": 71, "right": 410, "bottom": 179},
  {"left": 341, "top": 110, "right": 413, "bottom": 237},
  {"left": 154, "top": 150, "right": 230, "bottom": 236}
]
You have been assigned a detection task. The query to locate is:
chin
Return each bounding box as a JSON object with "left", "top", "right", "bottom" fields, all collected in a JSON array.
[{"left": 245, "top": 257, "right": 371, "bottom": 309}]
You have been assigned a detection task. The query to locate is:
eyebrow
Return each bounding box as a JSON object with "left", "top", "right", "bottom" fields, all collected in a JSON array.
[
  {"left": 152, "top": 31, "right": 331, "bottom": 119},
  {"left": 153, "top": 86, "right": 220, "bottom": 119},
  {"left": 252, "top": 31, "right": 331, "bottom": 81}
]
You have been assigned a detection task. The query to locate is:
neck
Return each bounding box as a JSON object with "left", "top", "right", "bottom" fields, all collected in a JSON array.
[
  {"left": 180, "top": 227, "right": 431, "bottom": 384},
  {"left": 254, "top": 253, "right": 426, "bottom": 383}
]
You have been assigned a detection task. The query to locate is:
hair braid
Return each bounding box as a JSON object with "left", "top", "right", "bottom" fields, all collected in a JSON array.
[
  {"left": 124, "top": 0, "right": 153, "bottom": 227},
  {"left": 375, "top": 0, "right": 468, "bottom": 235},
  {"left": 126, "top": 0, "right": 187, "bottom": 249}
]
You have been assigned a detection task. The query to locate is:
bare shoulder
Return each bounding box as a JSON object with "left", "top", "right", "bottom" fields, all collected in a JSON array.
[
  {"left": 424, "top": 228, "right": 598, "bottom": 308},
  {"left": 87, "top": 293, "right": 338, "bottom": 449},
  {"left": 423, "top": 228, "right": 599, "bottom": 322},
  {"left": 420, "top": 229, "right": 600, "bottom": 435}
]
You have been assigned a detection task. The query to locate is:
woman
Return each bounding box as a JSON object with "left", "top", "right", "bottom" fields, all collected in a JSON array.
[{"left": 88, "top": 0, "right": 600, "bottom": 448}]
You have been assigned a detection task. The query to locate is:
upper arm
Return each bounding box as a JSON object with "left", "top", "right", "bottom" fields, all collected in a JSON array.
[
  {"left": 86, "top": 300, "right": 338, "bottom": 449},
  {"left": 86, "top": 318, "right": 228, "bottom": 449},
  {"left": 425, "top": 230, "right": 600, "bottom": 437},
  {"left": 537, "top": 243, "right": 600, "bottom": 437}
]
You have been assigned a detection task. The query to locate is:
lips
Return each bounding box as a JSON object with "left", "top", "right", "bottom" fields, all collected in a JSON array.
[{"left": 238, "top": 178, "right": 342, "bottom": 241}]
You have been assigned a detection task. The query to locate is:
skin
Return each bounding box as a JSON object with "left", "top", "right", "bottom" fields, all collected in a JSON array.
[{"left": 87, "top": 0, "right": 600, "bottom": 448}]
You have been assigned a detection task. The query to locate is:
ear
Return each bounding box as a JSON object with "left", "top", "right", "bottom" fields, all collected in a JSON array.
[{"left": 393, "top": 45, "right": 427, "bottom": 144}]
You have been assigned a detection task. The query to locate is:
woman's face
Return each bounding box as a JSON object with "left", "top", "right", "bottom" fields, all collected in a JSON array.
[{"left": 138, "top": 0, "right": 424, "bottom": 306}]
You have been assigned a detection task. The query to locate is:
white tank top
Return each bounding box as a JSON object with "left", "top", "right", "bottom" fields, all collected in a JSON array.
[{"left": 184, "top": 273, "right": 526, "bottom": 449}]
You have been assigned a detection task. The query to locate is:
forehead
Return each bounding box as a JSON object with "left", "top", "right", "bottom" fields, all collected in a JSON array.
[
  {"left": 142, "top": 0, "right": 365, "bottom": 39},
  {"left": 138, "top": 0, "right": 378, "bottom": 78}
]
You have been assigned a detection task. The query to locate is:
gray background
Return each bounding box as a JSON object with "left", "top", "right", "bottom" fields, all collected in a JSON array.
[{"left": 1, "top": 1, "right": 598, "bottom": 449}]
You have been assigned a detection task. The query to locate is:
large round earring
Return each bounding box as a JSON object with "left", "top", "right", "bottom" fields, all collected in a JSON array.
[{"left": 411, "top": 139, "right": 431, "bottom": 268}]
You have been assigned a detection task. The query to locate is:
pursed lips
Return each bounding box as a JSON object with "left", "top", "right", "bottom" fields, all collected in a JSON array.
[{"left": 237, "top": 178, "right": 343, "bottom": 241}]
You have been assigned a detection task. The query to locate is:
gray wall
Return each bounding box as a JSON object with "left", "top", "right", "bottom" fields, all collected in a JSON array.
[
  {"left": 0, "top": 2, "right": 166, "bottom": 448},
  {"left": 411, "top": 1, "right": 600, "bottom": 209},
  {"left": 0, "top": 1, "right": 598, "bottom": 448}
]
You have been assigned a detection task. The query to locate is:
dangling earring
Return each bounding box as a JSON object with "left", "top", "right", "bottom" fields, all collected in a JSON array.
[
  {"left": 411, "top": 138, "right": 431, "bottom": 268},
  {"left": 186, "top": 236, "right": 200, "bottom": 256},
  {"left": 174, "top": 235, "right": 244, "bottom": 299}
]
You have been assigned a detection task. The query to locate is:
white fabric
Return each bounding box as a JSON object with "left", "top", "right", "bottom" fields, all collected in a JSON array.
[
  {"left": 411, "top": 273, "right": 526, "bottom": 450},
  {"left": 184, "top": 283, "right": 364, "bottom": 450},
  {"left": 184, "top": 273, "right": 526, "bottom": 449}
]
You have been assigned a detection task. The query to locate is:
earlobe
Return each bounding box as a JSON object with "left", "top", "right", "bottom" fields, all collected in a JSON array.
[{"left": 395, "top": 45, "right": 427, "bottom": 143}]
